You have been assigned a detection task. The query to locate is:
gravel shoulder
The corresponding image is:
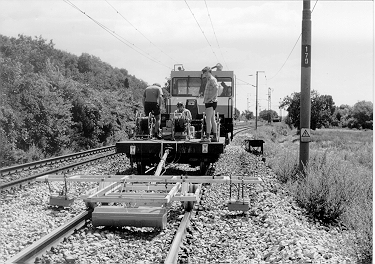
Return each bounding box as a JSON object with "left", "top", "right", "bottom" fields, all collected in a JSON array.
[
  {"left": 183, "top": 142, "right": 357, "bottom": 263},
  {"left": 1, "top": 140, "right": 358, "bottom": 263},
  {"left": 0, "top": 155, "right": 129, "bottom": 263}
]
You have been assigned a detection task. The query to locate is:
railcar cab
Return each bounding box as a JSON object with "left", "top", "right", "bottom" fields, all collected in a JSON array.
[{"left": 162, "top": 64, "right": 234, "bottom": 143}]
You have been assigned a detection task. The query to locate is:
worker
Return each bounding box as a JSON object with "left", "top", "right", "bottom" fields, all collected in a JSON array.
[
  {"left": 174, "top": 102, "right": 192, "bottom": 120},
  {"left": 220, "top": 81, "right": 232, "bottom": 97},
  {"left": 143, "top": 83, "right": 163, "bottom": 139},
  {"left": 201, "top": 66, "right": 219, "bottom": 142}
]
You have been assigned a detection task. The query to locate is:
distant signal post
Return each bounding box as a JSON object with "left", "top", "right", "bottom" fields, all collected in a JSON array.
[{"left": 300, "top": 0, "right": 312, "bottom": 171}]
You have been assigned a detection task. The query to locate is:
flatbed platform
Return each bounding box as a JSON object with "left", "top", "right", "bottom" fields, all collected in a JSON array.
[{"left": 116, "top": 137, "right": 226, "bottom": 173}]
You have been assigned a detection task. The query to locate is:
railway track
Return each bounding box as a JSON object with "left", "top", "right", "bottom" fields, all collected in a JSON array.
[
  {"left": 0, "top": 124, "right": 250, "bottom": 192},
  {"left": 1, "top": 146, "right": 116, "bottom": 176},
  {"left": 0, "top": 146, "right": 116, "bottom": 191},
  {"left": 6, "top": 211, "right": 92, "bottom": 264},
  {"left": 2, "top": 125, "right": 257, "bottom": 264}
]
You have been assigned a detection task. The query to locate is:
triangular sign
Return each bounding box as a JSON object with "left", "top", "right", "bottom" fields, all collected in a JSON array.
[{"left": 302, "top": 129, "right": 310, "bottom": 137}]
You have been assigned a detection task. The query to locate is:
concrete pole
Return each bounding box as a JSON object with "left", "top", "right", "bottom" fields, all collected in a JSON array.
[
  {"left": 299, "top": 0, "right": 312, "bottom": 171},
  {"left": 234, "top": 75, "right": 236, "bottom": 116},
  {"left": 255, "top": 71, "right": 258, "bottom": 130},
  {"left": 268, "top": 87, "right": 271, "bottom": 123}
]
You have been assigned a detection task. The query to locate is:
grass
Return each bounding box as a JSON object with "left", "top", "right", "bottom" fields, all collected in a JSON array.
[{"left": 254, "top": 122, "right": 373, "bottom": 263}]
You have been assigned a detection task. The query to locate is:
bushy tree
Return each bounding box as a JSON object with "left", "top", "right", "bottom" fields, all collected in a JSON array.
[
  {"left": 259, "top": 109, "right": 278, "bottom": 122},
  {"left": 280, "top": 90, "right": 336, "bottom": 130},
  {"left": 351, "top": 101, "right": 373, "bottom": 129},
  {"left": 242, "top": 110, "right": 254, "bottom": 121},
  {"left": 311, "top": 93, "right": 335, "bottom": 129},
  {"left": 234, "top": 108, "right": 241, "bottom": 120},
  {"left": 280, "top": 92, "right": 300, "bottom": 128},
  {"left": 332, "top": 104, "right": 352, "bottom": 127},
  {"left": 0, "top": 34, "right": 147, "bottom": 166}
]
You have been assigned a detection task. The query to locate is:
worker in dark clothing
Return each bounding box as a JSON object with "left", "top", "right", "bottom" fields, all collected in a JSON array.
[{"left": 143, "top": 83, "right": 163, "bottom": 138}]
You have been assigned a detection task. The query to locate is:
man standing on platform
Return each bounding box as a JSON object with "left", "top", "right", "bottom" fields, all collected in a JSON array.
[{"left": 143, "top": 83, "right": 163, "bottom": 139}]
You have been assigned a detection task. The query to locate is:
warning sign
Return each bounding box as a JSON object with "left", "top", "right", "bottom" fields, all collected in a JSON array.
[{"left": 300, "top": 128, "right": 311, "bottom": 142}]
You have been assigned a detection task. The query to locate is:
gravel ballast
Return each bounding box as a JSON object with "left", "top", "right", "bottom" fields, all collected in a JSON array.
[
  {"left": 183, "top": 136, "right": 356, "bottom": 263},
  {"left": 1, "top": 135, "right": 357, "bottom": 263},
  {"left": 0, "top": 154, "right": 129, "bottom": 263}
]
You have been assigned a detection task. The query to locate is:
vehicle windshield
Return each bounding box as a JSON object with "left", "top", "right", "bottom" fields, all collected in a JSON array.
[{"left": 171, "top": 77, "right": 232, "bottom": 97}]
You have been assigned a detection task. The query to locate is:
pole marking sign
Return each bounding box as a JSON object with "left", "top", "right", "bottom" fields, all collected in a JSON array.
[
  {"left": 300, "top": 128, "right": 311, "bottom": 142},
  {"left": 302, "top": 45, "right": 311, "bottom": 68}
]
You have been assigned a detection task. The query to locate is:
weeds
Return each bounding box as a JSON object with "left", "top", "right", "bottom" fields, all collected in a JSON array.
[
  {"left": 292, "top": 152, "right": 357, "bottom": 223},
  {"left": 258, "top": 124, "right": 372, "bottom": 263},
  {"left": 267, "top": 148, "right": 299, "bottom": 183}
]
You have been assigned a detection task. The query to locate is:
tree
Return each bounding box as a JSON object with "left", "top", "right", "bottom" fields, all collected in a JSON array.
[
  {"left": 242, "top": 110, "right": 254, "bottom": 121},
  {"left": 332, "top": 104, "right": 352, "bottom": 127},
  {"left": 311, "top": 93, "right": 335, "bottom": 129},
  {"left": 0, "top": 33, "right": 150, "bottom": 166},
  {"left": 234, "top": 108, "right": 241, "bottom": 120},
  {"left": 124, "top": 78, "right": 129, "bottom": 88},
  {"left": 280, "top": 92, "right": 300, "bottom": 128},
  {"left": 259, "top": 109, "right": 278, "bottom": 122},
  {"left": 280, "top": 90, "right": 336, "bottom": 130},
  {"left": 351, "top": 101, "right": 373, "bottom": 129}
]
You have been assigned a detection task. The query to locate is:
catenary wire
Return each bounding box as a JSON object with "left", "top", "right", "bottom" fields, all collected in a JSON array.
[
  {"left": 63, "top": 0, "right": 172, "bottom": 70},
  {"left": 204, "top": 0, "right": 229, "bottom": 70},
  {"left": 267, "top": 0, "right": 319, "bottom": 80},
  {"left": 104, "top": 0, "right": 178, "bottom": 64},
  {"left": 236, "top": 78, "right": 256, "bottom": 87},
  {"left": 184, "top": 0, "right": 220, "bottom": 63}
]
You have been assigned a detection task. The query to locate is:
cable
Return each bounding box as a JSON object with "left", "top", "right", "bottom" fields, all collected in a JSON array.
[
  {"left": 184, "top": 0, "right": 220, "bottom": 62},
  {"left": 63, "top": 0, "right": 172, "bottom": 70},
  {"left": 268, "top": 0, "right": 319, "bottom": 80},
  {"left": 104, "top": 0, "right": 178, "bottom": 64},
  {"left": 204, "top": 0, "right": 229, "bottom": 70},
  {"left": 267, "top": 33, "right": 301, "bottom": 81},
  {"left": 236, "top": 78, "right": 256, "bottom": 87}
]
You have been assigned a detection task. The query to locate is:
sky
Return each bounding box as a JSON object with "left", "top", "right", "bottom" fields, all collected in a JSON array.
[{"left": 0, "top": 0, "right": 373, "bottom": 113}]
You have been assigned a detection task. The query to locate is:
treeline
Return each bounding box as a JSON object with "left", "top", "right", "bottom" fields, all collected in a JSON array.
[
  {"left": 0, "top": 34, "right": 148, "bottom": 167},
  {"left": 280, "top": 90, "right": 373, "bottom": 130},
  {"left": 236, "top": 90, "right": 373, "bottom": 130}
]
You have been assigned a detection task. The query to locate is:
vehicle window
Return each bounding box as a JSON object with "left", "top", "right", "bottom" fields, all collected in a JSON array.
[
  {"left": 172, "top": 78, "right": 201, "bottom": 96},
  {"left": 217, "top": 77, "right": 233, "bottom": 97}
]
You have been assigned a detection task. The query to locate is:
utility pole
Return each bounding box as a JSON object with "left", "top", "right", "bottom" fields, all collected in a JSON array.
[
  {"left": 268, "top": 88, "right": 271, "bottom": 111},
  {"left": 255, "top": 71, "right": 264, "bottom": 130},
  {"left": 255, "top": 72, "right": 258, "bottom": 130},
  {"left": 247, "top": 93, "right": 251, "bottom": 111},
  {"left": 299, "top": 0, "right": 312, "bottom": 171},
  {"left": 268, "top": 87, "right": 272, "bottom": 123}
]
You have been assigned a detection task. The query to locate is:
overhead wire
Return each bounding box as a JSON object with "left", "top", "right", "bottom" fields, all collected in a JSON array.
[
  {"left": 236, "top": 78, "right": 256, "bottom": 87},
  {"left": 63, "top": 0, "right": 172, "bottom": 70},
  {"left": 267, "top": 0, "right": 319, "bottom": 80},
  {"left": 184, "top": 0, "right": 220, "bottom": 63},
  {"left": 104, "top": 0, "right": 178, "bottom": 64},
  {"left": 204, "top": 0, "right": 229, "bottom": 70}
]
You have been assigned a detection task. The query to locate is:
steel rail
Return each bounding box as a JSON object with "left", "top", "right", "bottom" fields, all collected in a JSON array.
[
  {"left": 233, "top": 126, "right": 252, "bottom": 137},
  {"left": 6, "top": 210, "right": 92, "bottom": 264},
  {"left": 0, "top": 153, "right": 118, "bottom": 191},
  {"left": 1, "top": 124, "right": 248, "bottom": 177},
  {"left": 0, "top": 145, "right": 116, "bottom": 176},
  {"left": 164, "top": 211, "right": 192, "bottom": 264},
  {"left": 164, "top": 162, "right": 213, "bottom": 264}
]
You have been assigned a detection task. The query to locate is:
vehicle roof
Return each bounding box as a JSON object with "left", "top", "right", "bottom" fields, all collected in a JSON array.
[{"left": 170, "top": 70, "right": 234, "bottom": 79}]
